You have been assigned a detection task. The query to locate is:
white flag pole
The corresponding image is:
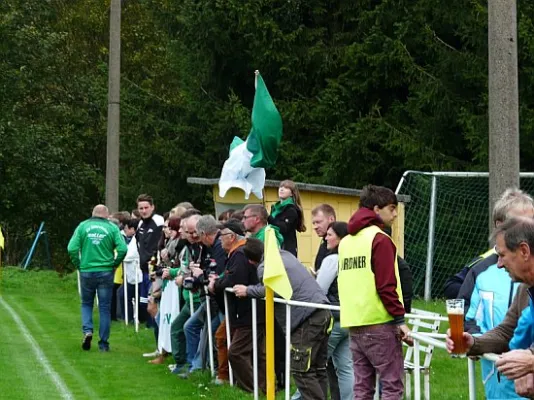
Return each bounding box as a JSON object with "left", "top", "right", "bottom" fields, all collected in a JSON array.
[
  {"left": 205, "top": 291, "right": 215, "bottom": 377},
  {"left": 124, "top": 279, "right": 129, "bottom": 325},
  {"left": 77, "top": 270, "right": 81, "bottom": 297},
  {"left": 134, "top": 266, "right": 139, "bottom": 333}
]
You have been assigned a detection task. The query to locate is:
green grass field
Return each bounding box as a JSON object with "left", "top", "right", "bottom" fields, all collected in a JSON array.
[{"left": 0, "top": 267, "right": 484, "bottom": 399}]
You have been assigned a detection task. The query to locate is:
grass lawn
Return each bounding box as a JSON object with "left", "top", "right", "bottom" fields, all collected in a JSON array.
[{"left": 0, "top": 267, "right": 484, "bottom": 399}]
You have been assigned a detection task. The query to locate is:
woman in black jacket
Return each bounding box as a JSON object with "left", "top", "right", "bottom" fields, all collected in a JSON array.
[{"left": 268, "top": 179, "right": 306, "bottom": 256}]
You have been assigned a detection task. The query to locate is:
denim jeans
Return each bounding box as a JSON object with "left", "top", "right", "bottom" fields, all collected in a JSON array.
[
  {"left": 184, "top": 302, "right": 221, "bottom": 370},
  {"left": 328, "top": 321, "right": 354, "bottom": 400},
  {"left": 80, "top": 270, "right": 114, "bottom": 347}
]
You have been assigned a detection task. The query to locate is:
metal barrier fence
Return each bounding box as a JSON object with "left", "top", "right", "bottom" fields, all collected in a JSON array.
[
  {"left": 222, "top": 289, "right": 465, "bottom": 400},
  {"left": 119, "top": 280, "right": 498, "bottom": 400}
]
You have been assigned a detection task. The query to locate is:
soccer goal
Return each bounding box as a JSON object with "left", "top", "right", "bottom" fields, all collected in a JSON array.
[{"left": 396, "top": 171, "right": 534, "bottom": 300}]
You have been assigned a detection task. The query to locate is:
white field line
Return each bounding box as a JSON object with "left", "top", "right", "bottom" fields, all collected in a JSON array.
[
  {"left": 9, "top": 298, "right": 99, "bottom": 400},
  {"left": 0, "top": 295, "right": 74, "bottom": 400}
]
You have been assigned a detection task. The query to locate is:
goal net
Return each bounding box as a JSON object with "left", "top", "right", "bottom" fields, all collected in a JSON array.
[{"left": 396, "top": 171, "right": 534, "bottom": 298}]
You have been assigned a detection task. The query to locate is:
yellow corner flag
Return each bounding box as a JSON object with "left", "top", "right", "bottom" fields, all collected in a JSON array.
[
  {"left": 0, "top": 226, "right": 4, "bottom": 250},
  {"left": 263, "top": 226, "right": 292, "bottom": 300}
]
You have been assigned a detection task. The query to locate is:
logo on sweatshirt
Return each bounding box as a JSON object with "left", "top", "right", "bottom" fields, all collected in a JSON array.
[{"left": 86, "top": 225, "right": 109, "bottom": 245}]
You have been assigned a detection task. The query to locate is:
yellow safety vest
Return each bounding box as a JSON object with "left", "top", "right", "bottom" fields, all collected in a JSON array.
[{"left": 338, "top": 225, "right": 403, "bottom": 328}]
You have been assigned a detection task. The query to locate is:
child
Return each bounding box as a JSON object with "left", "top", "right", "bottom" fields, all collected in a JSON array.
[{"left": 268, "top": 180, "right": 306, "bottom": 256}]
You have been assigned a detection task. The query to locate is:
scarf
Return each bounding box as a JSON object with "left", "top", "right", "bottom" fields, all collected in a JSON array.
[
  {"left": 252, "top": 225, "right": 284, "bottom": 247},
  {"left": 270, "top": 197, "right": 295, "bottom": 219}
]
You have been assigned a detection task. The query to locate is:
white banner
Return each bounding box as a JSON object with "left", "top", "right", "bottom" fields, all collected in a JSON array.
[{"left": 157, "top": 281, "right": 180, "bottom": 353}]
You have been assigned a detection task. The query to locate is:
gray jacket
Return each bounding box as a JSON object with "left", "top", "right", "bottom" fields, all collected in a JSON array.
[{"left": 246, "top": 250, "right": 330, "bottom": 333}]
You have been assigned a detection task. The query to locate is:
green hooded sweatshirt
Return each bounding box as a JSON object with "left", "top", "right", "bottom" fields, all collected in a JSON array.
[{"left": 67, "top": 217, "right": 127, "bottom": 272}]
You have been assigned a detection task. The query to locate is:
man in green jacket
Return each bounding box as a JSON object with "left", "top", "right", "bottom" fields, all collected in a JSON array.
[{"left": 68, "top": 204, "right": 127, "bottom": 352}]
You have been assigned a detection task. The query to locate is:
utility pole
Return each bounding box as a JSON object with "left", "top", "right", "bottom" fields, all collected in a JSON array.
[
  {"left": 105, "top": 0, "right": 121, "bottom": 213},
  {"left": 488, "top": 0, "right": 519, "bottom": 228}
]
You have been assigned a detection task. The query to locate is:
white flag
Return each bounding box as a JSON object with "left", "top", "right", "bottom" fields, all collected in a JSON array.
[{"left": 218, "top": 137, "right": 266, "bottom": 199}]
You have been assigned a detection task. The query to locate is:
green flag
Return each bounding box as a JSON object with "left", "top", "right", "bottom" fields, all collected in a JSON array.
[{"left": 246, "top": 73, "right": 283, "bottom": 169}]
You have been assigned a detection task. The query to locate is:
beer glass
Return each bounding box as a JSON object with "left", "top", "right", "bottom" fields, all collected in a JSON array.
[{"left": 446, "top": 299, "right": 466, "bottom": 357}]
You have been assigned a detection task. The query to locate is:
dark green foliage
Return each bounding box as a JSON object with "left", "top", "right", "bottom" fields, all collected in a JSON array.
[{"left": 2, "top": 0, "right": 534, "bottom": 270}]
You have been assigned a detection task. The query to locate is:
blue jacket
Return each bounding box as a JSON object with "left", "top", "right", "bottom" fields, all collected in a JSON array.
[
  {"left": 465, "top": 263, "right": 522, "bottom": 400},
  {"left": 509, "top": 301, "right": 534, "bottom": 350}
]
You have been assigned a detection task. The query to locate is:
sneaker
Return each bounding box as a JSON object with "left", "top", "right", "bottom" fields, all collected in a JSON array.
[
  {"left": 171, "top": 365, "right": 186, "bottom": 374},
  {"left": 99, "top": 345, "right": 110, "bottom": 352},
  {"left": 82, "top": 333, "right": 93, "bottom": 351},
  {"left": 143, "top": 349, "right": 159, "bottom": 358},
  {"left": 168, "top": 364, "right": 176, "bottom": 371},
  {"left": 178, "top": 372, "right": 190, "bottom": 379}
]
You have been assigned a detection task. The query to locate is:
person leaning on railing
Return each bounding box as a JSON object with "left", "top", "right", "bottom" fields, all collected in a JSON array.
[
  {"left": 457, "top": 188, "right": 534, "bottom": 400},
  {"left": 234, "top": 238, "right": 333, "bottom": 400},
  {"left": 447, "top": 217, "right": 534, "bottom": 398}
]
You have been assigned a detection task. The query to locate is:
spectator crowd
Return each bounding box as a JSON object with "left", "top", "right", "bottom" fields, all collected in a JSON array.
[{"left": 68, "top": 181, "right": 414, "bottom": 400}]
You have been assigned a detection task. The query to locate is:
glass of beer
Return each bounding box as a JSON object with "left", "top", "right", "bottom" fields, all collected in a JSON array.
[{"left": 446, "top": 299, "right": 466, "bottom": 357}]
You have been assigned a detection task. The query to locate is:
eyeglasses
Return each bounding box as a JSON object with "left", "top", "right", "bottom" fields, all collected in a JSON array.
[{"left": 242, "top": 215, "right": 257, "bottom": 220}]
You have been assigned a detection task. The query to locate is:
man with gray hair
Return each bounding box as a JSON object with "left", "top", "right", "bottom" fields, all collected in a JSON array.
[
  {"left": 180, "top": 215, "right": 226, "bottom": 377},
  {"left": 492, "top": 217, "right": 534, "bottom": 398},
  {"left": 242, "top": 204, "right": 283, "bottom": 246},
  {"left": 209, "top": 221, "right": 266, "bottom": 392},
  {"left": 457, "top": 189, "right": 534, "bottom": 399},
  {"left": 68, "top": 204, "right": 128, "bottom": 352}
]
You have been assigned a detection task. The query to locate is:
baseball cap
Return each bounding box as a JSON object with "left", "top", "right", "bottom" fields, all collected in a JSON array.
[{"left": 217, "top": 218, "right": 245, "bottom": 236}]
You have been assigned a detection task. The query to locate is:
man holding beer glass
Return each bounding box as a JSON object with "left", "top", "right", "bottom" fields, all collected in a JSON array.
[
  {"left": 447, "top": 189, "right": 534, "bottom": 399},
  {"left": 493, "top": 217, "right": 534, "bottom": 398},
  {"left": 447, "top": 216, "right": 534, "bottom": 398}
]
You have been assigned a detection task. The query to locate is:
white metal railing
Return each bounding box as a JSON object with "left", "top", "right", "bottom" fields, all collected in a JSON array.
[
  {"left": 223, "top": 289, "right": 451, "bottom": 400},
  {"left": 119, "top": 277, "right": 494, "bottom": 400},
  {"left": 409, "top": 331, "right": 502, "bottom": 400}
]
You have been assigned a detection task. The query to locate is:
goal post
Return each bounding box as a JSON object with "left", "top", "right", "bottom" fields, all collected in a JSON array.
[{"left": 396, "top": 171, "right": 534, "bottom": 300}]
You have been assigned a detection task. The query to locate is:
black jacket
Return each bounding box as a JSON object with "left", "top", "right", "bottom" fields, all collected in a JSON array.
[
  {"left": 136, "top": 214, "right": 164, "bottom": 273},
  {"left": 315, "top": 239, "right": 330, "bottom": 272},
  {"left": 398, "top": 256, "right": 413, "bottom": 314},
  {"left": 214, "top": 246, "right": 264, "bottom": 328},
  {"left": 268, "top": 203, "right": 302, "bottom": 257}
]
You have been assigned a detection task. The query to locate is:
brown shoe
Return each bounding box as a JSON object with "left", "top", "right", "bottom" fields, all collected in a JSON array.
[{"left": 148, "top": 354, "right": 166, "bottom": 364}]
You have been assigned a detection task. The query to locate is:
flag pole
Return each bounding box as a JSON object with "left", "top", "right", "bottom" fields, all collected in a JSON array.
[
  {"left": 259, "top": 69, "right": 273, "bottom": 397},
  {"left": 265, "top": 286, "right": 276, "bottom": 400}
]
